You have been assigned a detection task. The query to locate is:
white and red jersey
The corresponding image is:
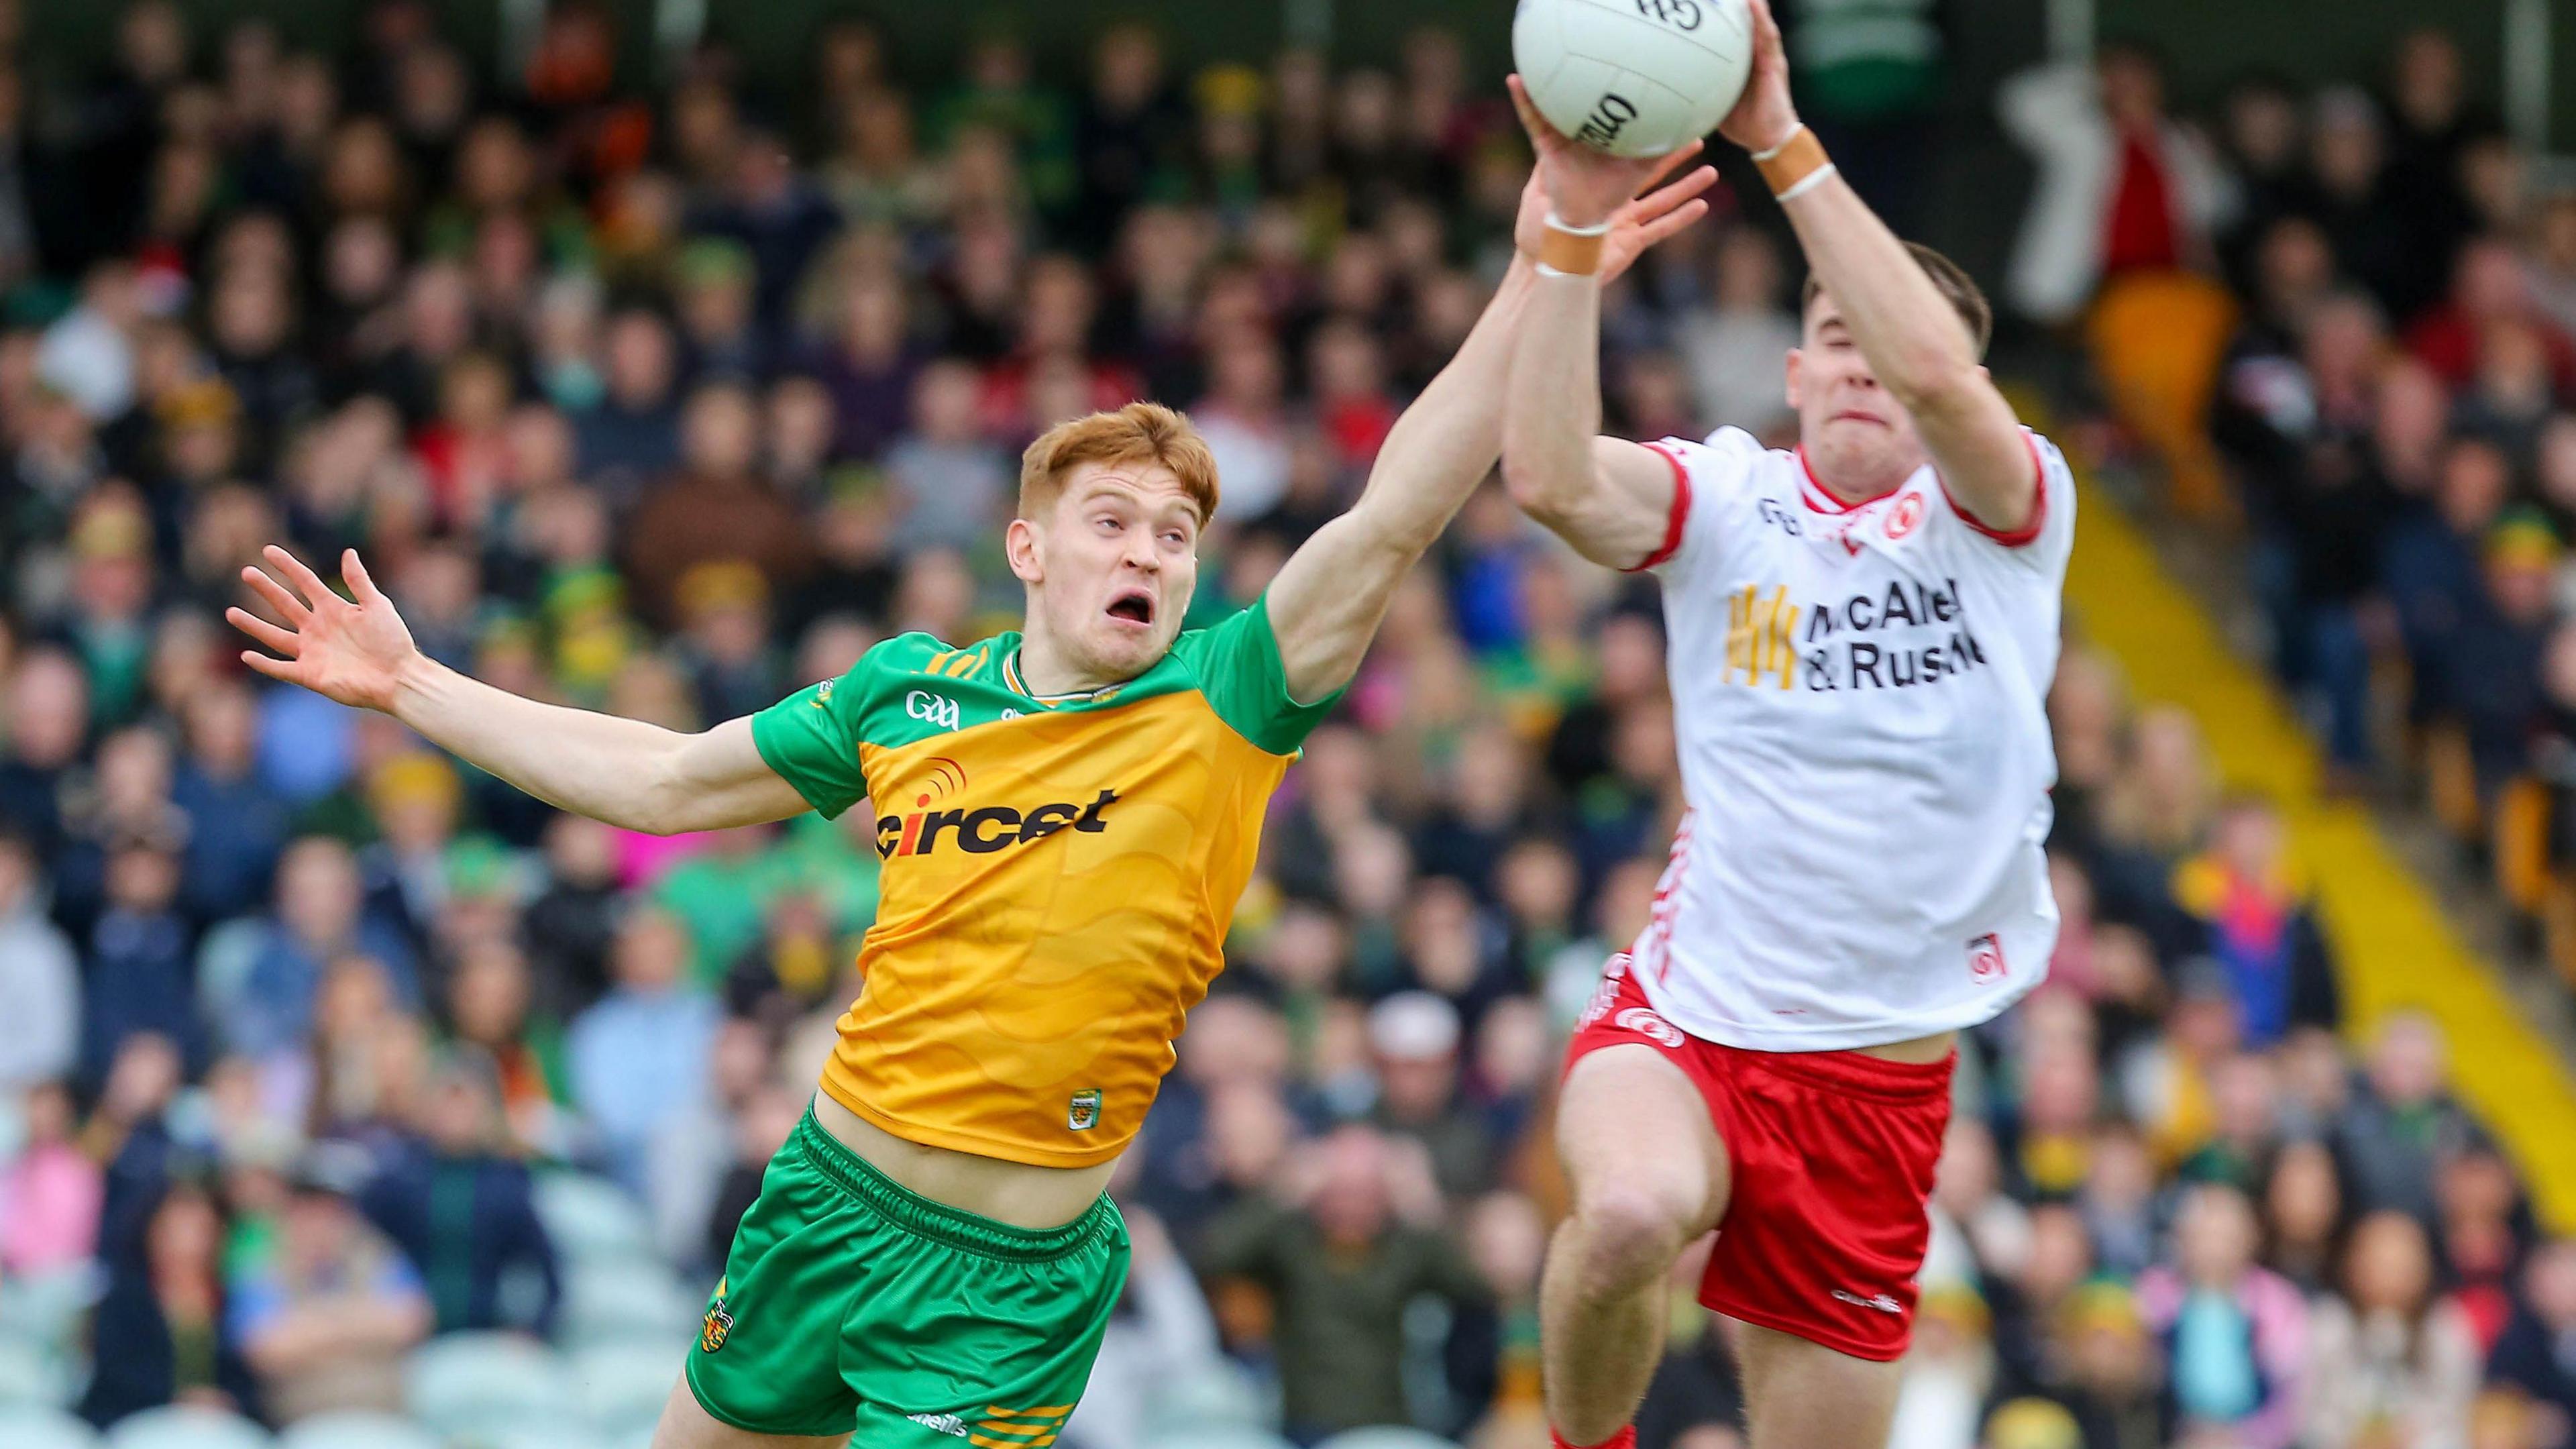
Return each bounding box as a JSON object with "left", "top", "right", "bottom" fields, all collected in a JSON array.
[{"left": 1625, "top": 426, "right": 2076, "bottom": 1051}]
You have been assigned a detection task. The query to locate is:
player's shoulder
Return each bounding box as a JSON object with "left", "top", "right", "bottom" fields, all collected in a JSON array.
[
  {"left": 863, "top": 631, "right": 1013, "bottom": 685},
  {"left": 1924, "top": 426, "right": 2078, "bottom": 568},
  {"left": 1165, "top": 597, "right": 1271, "bottom": 672},
  {"left": 1652, "top": 425, "right": 1781, "bottom": 483}
]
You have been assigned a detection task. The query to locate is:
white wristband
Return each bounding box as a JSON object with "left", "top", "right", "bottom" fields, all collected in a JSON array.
[
  {"left": 1772, "top": 162, "right": 1838, "bottom": 203},
  {"left": 1748, "top": 124, "right": 1807, "bottom": 164},
  {"left": 1542, "top": 211, "right": 1614, "bottom": 237}
]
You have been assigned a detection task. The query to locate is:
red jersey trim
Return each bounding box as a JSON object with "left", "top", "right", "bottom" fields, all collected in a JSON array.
[
  {"left": 1939, "top": 431, "right": 2049, "bottom": 547},
  {"left": 1794, "top": 444, "right": 1900, "bottom": 515},
  {"left": 1625, "top": 441, "right": 1694, "bottom": 572}
]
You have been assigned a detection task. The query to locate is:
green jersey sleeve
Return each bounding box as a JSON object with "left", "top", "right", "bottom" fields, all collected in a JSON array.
[
  {"left": 749, "top": 657, "right": 877, "bottom": 820},
  {"left": 1175, "top": 593, "right": 1344, "bottom": 755}
]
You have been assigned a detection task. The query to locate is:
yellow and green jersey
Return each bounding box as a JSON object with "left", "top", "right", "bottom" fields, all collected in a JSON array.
[{"left": 749, "top": 597, "right": 1338, "bottom": 1168}]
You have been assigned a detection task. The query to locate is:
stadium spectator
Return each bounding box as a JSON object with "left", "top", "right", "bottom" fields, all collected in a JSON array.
[
  {"left": 0, "top": 11, "right": 2563, "bottom": 1444},
  {"left": 228, "top": 1150, "right": 433, "bottom": 1424},
  {"left": 1200, "top": 1123, "right": 1489, "bottom": 1440},
  {"left": 2139, "top": 1183, "right": 2309, "bottom": 1448},
  {"left": 79, "top": 1177, "right": 261, "bottom": 1426},
  {"left": 357, "top": 1053, "right": 563, "bottom": 1336},
  {"left": 567, "top": 905, "right": 718, "bottom": 1196},
  {"left": 2302, "top": 1210, "right": 2481, "bottom": 1446},
  {"left": 1998, "top": 42, "right": 2237, "bottom": 325},
  {"left": 0, "top": 830, "right": 77, "bottom": 1089}
]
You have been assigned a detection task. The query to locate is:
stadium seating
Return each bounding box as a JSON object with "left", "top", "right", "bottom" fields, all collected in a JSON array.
[
  {"left": 401, "top": 1334, "right": 571, "bottom": 1442},
  {"left": 558, "top": 1262, "right": 700, "bottom": 1350},
  {"left": 566, "top": 1340, "right": 681, "bottom": 1441},
  {"left": 274, "top": 1412, "right": 443, "bottom": 1449},
  {"left": 103, "top": 1407, "right": 273, "bottom": 1449},
  {"left": 1142, "top": 1430, "right": 1298, "bottom": 1449},
  {"left": 0, "top": 1405, "right": 105, "bottom": 1449},
  {"left": 533, "top": 1173, "right": 657, "bottom": 1268}
]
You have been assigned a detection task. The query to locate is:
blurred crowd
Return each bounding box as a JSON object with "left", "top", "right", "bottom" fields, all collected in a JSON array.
[
  {"left": 0, "top": 3, "right": 2571, "bottom": 1449},
  {"left": 2000, "top": 27, "right": 2576, "bottom": 977}
]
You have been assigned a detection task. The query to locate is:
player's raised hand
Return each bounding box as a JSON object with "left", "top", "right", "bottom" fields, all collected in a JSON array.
[
  {"left": 228, "top": 545, "right": 422, "bottom": 714},
  {"left": 1514, "top": 142, "right": 1717, "bottom": 284},
  {"left": 1508, "top": 72, "right": 1698, "bottom": 229},
  {"left": 1716, "top": 0, "right": 1801, "bottom": 155}
]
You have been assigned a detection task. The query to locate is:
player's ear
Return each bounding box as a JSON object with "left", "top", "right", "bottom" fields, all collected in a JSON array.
[
  {"left": 1005, "top": 516, "right": 1045, "bottom": 586},
  {"left": 1784, "top": 348, "right": 1804, "bottom": 411}
]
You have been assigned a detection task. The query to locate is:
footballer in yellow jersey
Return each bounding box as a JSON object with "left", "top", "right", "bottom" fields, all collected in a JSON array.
[{"left": 228, "top": 144, "right": 1716, "bottom": 1449}]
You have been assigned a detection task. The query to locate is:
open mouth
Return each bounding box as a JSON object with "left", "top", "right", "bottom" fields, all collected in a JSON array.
[{"left": 1106, "top": 589, "right": 1156, "bottom": 627}]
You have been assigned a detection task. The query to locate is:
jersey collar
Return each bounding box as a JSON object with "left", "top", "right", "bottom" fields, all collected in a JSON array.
[
  {"left": 1794, "top": 445, "right": 1904, "bottom": 515},
  {"left": 1001, "top": 647, "right": 1126, "bottom": 708}
]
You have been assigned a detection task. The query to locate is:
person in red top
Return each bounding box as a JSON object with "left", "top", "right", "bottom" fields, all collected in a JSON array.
[{"left": 2402, "top": 237, "right": 2576, "bottom": 394}]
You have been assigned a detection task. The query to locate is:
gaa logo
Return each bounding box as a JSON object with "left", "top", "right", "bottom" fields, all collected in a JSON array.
[
  {"left": 1067, "top": 1089, "right": 1103, "bottom": 1131},
  {"left": 1614, "top": 1006, "right": 1685, "bottom": 1049}
]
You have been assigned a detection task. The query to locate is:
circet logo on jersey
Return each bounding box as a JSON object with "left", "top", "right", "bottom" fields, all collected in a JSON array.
[
  {"left": 1614, "top": 1006, "right": 1685, "bottom": 1049},
  {"left": 1885, "top": 493, "right": 1925, "bottom": 541}
]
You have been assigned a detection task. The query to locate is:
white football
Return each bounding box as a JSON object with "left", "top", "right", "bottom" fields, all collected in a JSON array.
[{"left": 1512, "top": 0, "right": 1756, "bottom": 158}]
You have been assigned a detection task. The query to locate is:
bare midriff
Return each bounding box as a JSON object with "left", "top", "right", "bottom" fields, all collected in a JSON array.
[
  {"left": 809, "top": 1092, "right": 1116, "bottom": 1232},
  {"left": 1852, "top": 1029, "right": 1957, "bottom": 1065}
]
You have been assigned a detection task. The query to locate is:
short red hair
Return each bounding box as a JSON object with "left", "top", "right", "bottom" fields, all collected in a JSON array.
[{"left": 1017, "top": 402, "right": 1221, "bottom": 523}]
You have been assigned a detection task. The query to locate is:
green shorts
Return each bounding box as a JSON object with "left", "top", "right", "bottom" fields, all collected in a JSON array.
[{"left": 685, "top": 1108, "right": 1130, "bottom": 1442}]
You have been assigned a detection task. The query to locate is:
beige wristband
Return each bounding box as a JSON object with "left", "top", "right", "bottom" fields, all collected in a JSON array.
[
  {"left": 1537, "top": 213, "right": 1611, "bottom": 277},
  {"left": 1754, "top": 125, "right": 1831, "bottom": 198}
]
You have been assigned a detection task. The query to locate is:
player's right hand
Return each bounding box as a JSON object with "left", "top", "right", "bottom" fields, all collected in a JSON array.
[
  {"left": 1506, "top": 72, "right": 1688, "bottom": 229},
  {"left": 228, "top": 544, "right": 423, "bottom": 714},
  {"left": 1716, "top": 0, "right": 1801, "bottom": 156},
  {"left": 1512, "top": 144, "right": 1717, "bottom": 285}
]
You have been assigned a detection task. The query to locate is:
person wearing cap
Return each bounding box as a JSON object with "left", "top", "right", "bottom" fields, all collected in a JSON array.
[
  {"left": 1367, "top": 989, "right": 1491, "bottom": 1201},
  {"left": 673, "top": 237, "right": 765, "bottom": 383},
  {"left": 226, "top": 1142, "right": 433, "bottom": 1424}
]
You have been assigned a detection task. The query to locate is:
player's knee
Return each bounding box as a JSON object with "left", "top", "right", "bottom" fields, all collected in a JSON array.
[{"left": 1564, "top": 1180, "right": 1699, "bottom": 1294}]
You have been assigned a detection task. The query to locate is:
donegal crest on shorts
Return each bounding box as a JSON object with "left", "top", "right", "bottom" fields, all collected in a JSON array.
[{"left": 701, "top": 1292, "right": 734, "bottom": 1352}]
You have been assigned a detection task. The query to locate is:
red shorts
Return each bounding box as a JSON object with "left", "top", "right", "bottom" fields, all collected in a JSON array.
[{"left": 1562, "top": 955, "right": 1954, "bottom": 1361}]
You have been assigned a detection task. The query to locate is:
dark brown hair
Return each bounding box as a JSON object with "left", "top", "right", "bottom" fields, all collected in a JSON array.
[{"left": 1801, "top": 243, "right": 1994, "bottom": 359}]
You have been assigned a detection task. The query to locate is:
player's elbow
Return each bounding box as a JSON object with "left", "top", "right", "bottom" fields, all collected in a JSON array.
[
  {"left": 1887, "top": 357, "right": 1986, "bottom": 420},
  {"left": 622, "top": 749, "right": 705, "bottom": 835},
  {"left": 1500, "top": 457, "right": 1583, "bottom": 527}
]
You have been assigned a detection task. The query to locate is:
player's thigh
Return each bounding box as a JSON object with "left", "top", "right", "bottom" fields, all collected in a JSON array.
[
  {"left": 1732, "top": 1320, "right": 1906, "bottom": 1449},
  {"left": 1557, "top": 1042, "right": 1729, "bottom": 1234},
  {"left": 649, "top": 1375, "right": 851, "bottom": 1449}
]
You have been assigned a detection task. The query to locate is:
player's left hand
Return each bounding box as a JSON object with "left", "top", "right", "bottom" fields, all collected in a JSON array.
[
  {"left": 1716, "top": 0, "right": 1801, "bottom": 155},
  {"left": 1512, "top": 142, "right": 1717, "bottom": 284},
  {"left": 1508, "top": 73, "right": 1704, "bottom": 229}
]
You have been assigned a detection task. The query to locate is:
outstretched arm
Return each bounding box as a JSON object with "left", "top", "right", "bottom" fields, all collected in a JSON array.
[
  {"left": 1267, "top": 154, "right": 1715, "bottom": 700},
  {"left": 1723, "top": 0, "right": 2034, "bottom": 529},
  {"left": 229, "top": 546, "right": 810, "bottom": 834},
  {"left": 1496, "top": 79, "right": 1713, "bottom": 572}
]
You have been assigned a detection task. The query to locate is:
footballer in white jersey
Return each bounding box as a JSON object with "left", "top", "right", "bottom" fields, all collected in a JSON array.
[{"left": 1497, "top": 5, "right": 2072, "bottom": 1448}]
